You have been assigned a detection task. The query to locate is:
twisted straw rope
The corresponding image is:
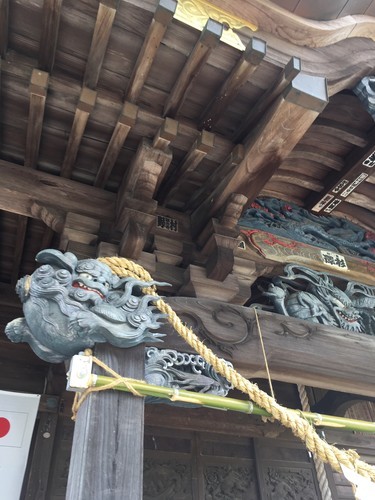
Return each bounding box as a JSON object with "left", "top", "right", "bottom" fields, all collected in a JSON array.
[
  {"left": 297, "top": 384, "right": 333, "bottom": 500},
  {"left": 98, "top": 256, "right": 375, "bottom": 482}
]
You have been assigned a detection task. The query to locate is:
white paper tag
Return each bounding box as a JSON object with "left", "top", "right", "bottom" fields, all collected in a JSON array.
[{"left": 341, "top": 464, "right": 375, "bottom": 500}]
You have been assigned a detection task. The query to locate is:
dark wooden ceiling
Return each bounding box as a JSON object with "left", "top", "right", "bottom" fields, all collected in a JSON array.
[{"left": 0, "top": 0, "right": 374, "bottom": 359}]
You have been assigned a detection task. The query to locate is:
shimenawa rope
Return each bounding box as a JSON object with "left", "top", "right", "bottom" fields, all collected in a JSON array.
[{"left": 82, "top": 256, "right": 375, "bottom": 482}]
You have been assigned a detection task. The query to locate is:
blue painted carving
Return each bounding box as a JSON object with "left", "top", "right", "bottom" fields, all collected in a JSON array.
[
  {"left": 145, "top": 347, "right": 232, "bottom": 404},
  {"left": 5, "top": 249, "right": 167, "bottom": 363},
  {"left": 254, "top": 264, "right": 375, "bottom": 334},
  {"left": 239, "top": 197, "right": 375, "bottom": 261},
  {"left": 353, "top": 76, "right": 375, "bottom": 120}
]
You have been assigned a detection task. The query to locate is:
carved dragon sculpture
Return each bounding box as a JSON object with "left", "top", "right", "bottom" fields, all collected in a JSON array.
[
  {"left": 5, "top": 249, "right": 167, "bottom": 363},
  {"left": 257, "top": 264, "right": 375, "bottom": 334}
]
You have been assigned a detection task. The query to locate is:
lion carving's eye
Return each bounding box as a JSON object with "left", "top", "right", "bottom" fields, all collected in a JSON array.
[{"left": 79, "top": 272, "right": 93, "bottom": 280}]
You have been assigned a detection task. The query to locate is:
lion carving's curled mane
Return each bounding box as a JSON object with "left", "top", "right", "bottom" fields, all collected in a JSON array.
[{"left": 5, "top": 249, "right": 167, "bottom": 363}]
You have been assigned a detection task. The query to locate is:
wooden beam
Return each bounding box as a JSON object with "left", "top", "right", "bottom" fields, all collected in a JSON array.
[
  {"left": 0, "top": 159, "right": 116, "bottom": 221},
  {"left": 187, "top": 144, "right": 244, "bottom": 214},
  {"left": 200, "top": 37, "right": 266, "bottom": 130},
  {"left": 38, "top": 0, "right": 62, "bottom": 72},
  {"left": 161, "top": 297, "right": 375, "bottom": 398},
  {"left": 60, "top": 87, "right": 97, "bottom": 178},
  {"left": 234, "top": 56, "right": 301, "bottom": 142},
  {"left": 66, "top": 344, "right": 145, "bottom": 499},
  {"left": 145, "top": 405, "right": 284, "bottom": 439},
  {"left": 162, "top": 130, "right": 215, "bottom": 204},
  {"left": 208, "top": 0, "right": 375, "bottom": 48},
  {"left": 0, "top": 0, "right": 8, "bottom": 57},
  {"left": 126, "top": 0, "right": 177, "bottom": 103},
  {"left": 163, "top": 19, "right": 223, "bottom": 118},
  {"left": 308, "top": 127, "right": 375, "bottom": 214},
  {"left": 11, "top": 216, "right": 28, "bottom": 286},
  {"left": 191, "top": 74, "right": 328, "bottom": 232},
  {"left": 83, "top": 0, "right": 118, "bottom": 89},
  {"left": 94, "top": 101, "right": 138, "bottom": 188},
  {"left": 25, "top": 69, "right": 49, "bottom": 169}
]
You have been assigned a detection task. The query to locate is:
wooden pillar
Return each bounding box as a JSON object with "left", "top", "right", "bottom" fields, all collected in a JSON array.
[{"left": 66, "top": 343, "right": 145, "bottom": 499}]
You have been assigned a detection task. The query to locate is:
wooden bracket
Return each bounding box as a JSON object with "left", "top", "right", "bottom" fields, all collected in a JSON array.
[{"left": 59, "top": 212, "right": 100, "bottom": 259}]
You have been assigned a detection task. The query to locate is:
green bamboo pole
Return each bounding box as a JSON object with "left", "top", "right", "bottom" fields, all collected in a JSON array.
[{"left": 93, "top": 375, "right": 375, "bottom": 434}]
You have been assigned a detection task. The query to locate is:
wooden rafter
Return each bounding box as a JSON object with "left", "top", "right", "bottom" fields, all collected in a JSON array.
[
  {"left": 336, "top": 202, "right": 375, "bottom": 232},
  {"left": 311, "top": 117, "right": 368, "bottom": 148},
  {"left": 234, "top": 56, "right": 301, "bottom": 142},
  {"left": 25, "top": 69, "right": 49, "bottom": 169},
  {"left": 38, "top": 0, "right": 62, "bottom": 72},
  {"left": 60, "top": 87, "right": 97, "bottom": 178},
  {"left": 94, "top": 101, "right": 138, "bottom": 188},
  {"left": 83, "top": 0, "right": 119, "bottom": 89},
  {"left": 308, "top": 127, "right": 375, "bottom": 214},
  {"left": 200, "top": 37, "right": 266, "bottom": 130},
  {"left": 191, "top": 73, "right": 328, "bottom": 232},
  {"left": 161, "top": 130, "right": 215, "bottom": 204},
  {"left": 126, "top": 0, "right": 177, "bottom": 103},
  {"left": 287, "top": 145, "right": 344, "bottom": 171},
  {"left": 187, "top": 144, "right": 244, "bottom": 214},
  {"left": 0, "top": 0, "right": 8, "bottom": 57},
  {"left": 163, "top": 19, "right": 223, "bottom": 118}
]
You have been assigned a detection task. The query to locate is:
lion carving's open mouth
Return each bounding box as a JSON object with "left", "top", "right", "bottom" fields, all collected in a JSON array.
[{"left": 72, "top": 281, "right": 104, "bottom": 299}]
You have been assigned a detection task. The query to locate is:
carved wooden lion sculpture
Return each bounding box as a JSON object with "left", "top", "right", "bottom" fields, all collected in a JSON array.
[{"left": 5, "top": 249, "right": 167, "bottom": 362}]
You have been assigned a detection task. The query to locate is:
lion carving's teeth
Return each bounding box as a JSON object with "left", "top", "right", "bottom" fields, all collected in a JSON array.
[{"left": 72, "top": 281, "right": 104, "bottom": 299}]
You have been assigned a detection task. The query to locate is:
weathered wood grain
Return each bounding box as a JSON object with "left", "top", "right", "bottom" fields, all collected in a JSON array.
[
  {"left": 66, "top": 343, "right": 145, "bottom": 500},
  {"left": 159, "top": 297, "right": 375, "bottom": 398},
  {"left": 61, "top": 87, "right": 97, "bottom": 178},
  {"left": 83, "top": 1, "right": 118, "bottom": 89},
  {"left": 25, "top": 69, "right": 49, "bottom": 169},
  {"left": 209, "top": 0, "right": 375, "bottom": 47},
  {"left": 0, "top": 160, "right": 116, "bottom": 221},
  {"left": 200, "top": 37, "right": 266, "bottom": 130},
  {"left": 38, "top": 0, "right": 62, "bottom": 72},
  {"left": 234, "top": 56, "right": 301, "bottom": 142},
  {"left": 126, "top": 0, "right": 177, "bottom": 103},
  {"left": 308, "top": 127, "right": 375, "bottom": 214},
  {"left": 192, "top": 74, "right": 328, "bottom": 231},
  {"left": 94, "top": 101, "right": 138, "bottom": 187},
  {"left": 163, "top": 19, "right": 223, "bottom": 117},
  {"left": 0, "top": 0, "right": 8, "bottom": 57}
]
